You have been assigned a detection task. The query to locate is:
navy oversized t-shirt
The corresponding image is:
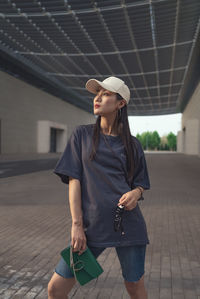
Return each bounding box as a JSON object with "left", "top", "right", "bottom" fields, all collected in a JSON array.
[{"left": 53, "top": 123, "right": 150, "bottom": 247}]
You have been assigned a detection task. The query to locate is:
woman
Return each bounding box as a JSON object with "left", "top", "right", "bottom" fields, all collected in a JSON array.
[{"left": 48, "top": 76, "right": 150, "bottom": 299}]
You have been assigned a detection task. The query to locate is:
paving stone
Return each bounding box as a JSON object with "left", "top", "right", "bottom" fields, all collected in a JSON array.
[
  {"left": 29, "top": 285, "right": 43, "bottom": 294},
  {"left": 12, "top": 286, "right": 30, "bottom": 298},
  {"left": 172, "top": 294, "right": 184, "bottom": 299},
  {"left": 1, "top": 288, "right": 18, "bottom": 298},
  {"left": 0, "top": 283, "right": 10, "bottom": 295},
  {"left": 0, "top": 153, "right": 200, "bottom": 299},
  {"left": 160, "top": 288, "right": 172, "bottom": 299},
  {"left": 23, "top": 291, "right": 38, "bottom": 298},
  {"left": 35, "top": 288, "right": 48, "bottom": 299}
]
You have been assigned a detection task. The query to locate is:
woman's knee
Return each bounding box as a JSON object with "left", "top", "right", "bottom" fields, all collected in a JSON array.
[
  {"left": 48, "top": 272, "right": 76, "bottom": 298},
  {"left": 124, "top": 274, "right": 145, "bottom": 294}
]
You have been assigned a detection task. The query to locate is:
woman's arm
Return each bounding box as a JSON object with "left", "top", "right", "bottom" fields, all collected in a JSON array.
[
  {"left": 118, "top": 186, "right": 145, "bottom": 210},
  {"left": 69, "top": 176, "right": 83, "bottom": 226},
  {"left": 134, "top": 186, "right": 144, "bottom": 197},
  {"left": 69, "top": 176, "right": 87, "bottom": 255}
]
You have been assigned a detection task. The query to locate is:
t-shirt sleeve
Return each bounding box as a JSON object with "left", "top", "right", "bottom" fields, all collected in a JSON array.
[
  {"left": 53, "top": 126, "right": 83, "bottom": 184},
  {"left": 131, "top": 138, "right": 150, "bottom": 192}
]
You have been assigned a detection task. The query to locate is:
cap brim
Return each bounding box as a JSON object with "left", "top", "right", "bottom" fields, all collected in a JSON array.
[{"left": 85, "top": 79, "right": 117, "bottom": 94}]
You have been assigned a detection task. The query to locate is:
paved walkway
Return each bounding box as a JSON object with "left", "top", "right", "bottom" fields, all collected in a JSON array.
[{"left": 0, "top": 152, "right": 200, "bottom": 299}]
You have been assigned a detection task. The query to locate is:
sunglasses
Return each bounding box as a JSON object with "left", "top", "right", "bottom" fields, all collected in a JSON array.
[{"left": 114, "top": 204, "right": 125, "bottom": 234}]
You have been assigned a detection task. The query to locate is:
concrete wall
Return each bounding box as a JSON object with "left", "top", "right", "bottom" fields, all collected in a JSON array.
[
  {"left": 177, "top": 81, "right": 200, "bottom": 156},
  {"left": 0, "top": 71, "right": 95, "bottom": 154}
]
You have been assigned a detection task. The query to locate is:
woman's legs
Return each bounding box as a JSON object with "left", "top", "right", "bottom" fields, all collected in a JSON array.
[
  {"left": 48, "top": 245, "right": 106, "bottom": 298},
  {"left": 124, "top": 274, "right": 147, "bottom": 299},
  {"left": 47, "top": 274, "right": 147, "bottom": 299},
  {"left": 47, "top": 253, "right": 76, "bottom": 299},
  {"left": 115, "top": 245, "right": 147, "bottom": 299},
  {"left": 48, "top": 272, "right": 76, "bottom": 299}
]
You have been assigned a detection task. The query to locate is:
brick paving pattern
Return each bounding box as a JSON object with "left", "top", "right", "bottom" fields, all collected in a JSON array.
[{"left": 0, "top": 152, "right": 200, "bottom": 299}]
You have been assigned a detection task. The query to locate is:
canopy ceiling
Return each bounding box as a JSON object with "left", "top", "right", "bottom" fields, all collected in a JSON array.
[{"left": 0, "top": 0, "right": 200, "bottom": 115}]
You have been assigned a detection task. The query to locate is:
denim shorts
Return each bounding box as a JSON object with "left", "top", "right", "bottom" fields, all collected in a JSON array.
[{"left": 54, "top": 243, "right": 146, "bottom": 282}]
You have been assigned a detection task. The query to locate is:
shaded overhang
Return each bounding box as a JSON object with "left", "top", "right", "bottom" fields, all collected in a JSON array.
[{"left": 0, "top": 0, "right": 199, "bottom": 116}]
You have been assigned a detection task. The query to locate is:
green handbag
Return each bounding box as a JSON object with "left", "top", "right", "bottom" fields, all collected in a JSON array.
[{"left": 60, "top": 245, "right": 104, "bottom": 286}]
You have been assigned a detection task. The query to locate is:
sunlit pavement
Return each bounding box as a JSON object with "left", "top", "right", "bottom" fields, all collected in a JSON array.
[{"left": 0, "top": 152, "right": 200, "bottom": 299}]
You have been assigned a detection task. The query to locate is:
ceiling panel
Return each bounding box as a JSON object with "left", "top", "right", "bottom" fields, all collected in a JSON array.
[{"left": 0, "top": 0, "right": 199, "bottom": 115}]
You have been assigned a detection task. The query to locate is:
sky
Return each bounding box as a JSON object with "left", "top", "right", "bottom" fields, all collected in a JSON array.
[{"left": 128, "top": 113, "right": 182, "bottom": 137}]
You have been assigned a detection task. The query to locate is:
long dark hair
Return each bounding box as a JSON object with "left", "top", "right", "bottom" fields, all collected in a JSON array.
[{"left": 89, "top": 93, "right": 139, "bottom": 183}]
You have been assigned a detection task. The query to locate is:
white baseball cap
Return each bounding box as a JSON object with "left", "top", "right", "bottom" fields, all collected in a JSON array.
[{"left": 85, "top": 76, "right": 130, "bottom": 104}]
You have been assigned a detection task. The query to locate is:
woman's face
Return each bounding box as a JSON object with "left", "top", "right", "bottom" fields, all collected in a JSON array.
[{"left": 93, "top": 87, "right": 124, "bottom": 116}]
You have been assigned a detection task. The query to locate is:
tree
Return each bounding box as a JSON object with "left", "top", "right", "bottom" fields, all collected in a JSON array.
[
  {"left": 136, "top": 132, "right": 152, "bottom": 150},
  {"left": 167, "top": 132, "right": 177, "bottom": 151},
  {"left": 151, "top": 131, "right": 160, "bottom": 150},
  {"left": 135, "top": 131, "right": 177, "bottom": 151}
]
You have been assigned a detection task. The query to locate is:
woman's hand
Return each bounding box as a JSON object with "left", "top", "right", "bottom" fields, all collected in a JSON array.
[
  {"left": 118, "top": 189, "right": 141, "bottom": 211},
  {"left": 71, "top": 224, "right": 87, "bottom": 255}
]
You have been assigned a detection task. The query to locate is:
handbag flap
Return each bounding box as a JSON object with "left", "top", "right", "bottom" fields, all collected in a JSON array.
[
  {"left": 73, "top": 248, "right": 103, "bottom": 278},
  {"left": 60, "top": 246, "right": 103, "bottom": 278}
]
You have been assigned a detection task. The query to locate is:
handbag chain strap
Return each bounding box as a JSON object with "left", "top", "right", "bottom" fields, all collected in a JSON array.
[
  {"left": 70, "top": 246, "right": 85, "bottom": 281},
  {"left": 70, "top": 246, "right": 78, "bottom": 281},
  {"left": 70, "top": 246, "right": 100, "bottom": 285}
]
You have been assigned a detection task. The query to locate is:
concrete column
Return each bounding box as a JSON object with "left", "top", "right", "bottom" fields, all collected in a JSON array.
[
  {"left": 185, "top": 119, "right": 200, "bottom": 155},
  {"left": 177, "top": 130, "right": 183, "bottom": 152}
]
